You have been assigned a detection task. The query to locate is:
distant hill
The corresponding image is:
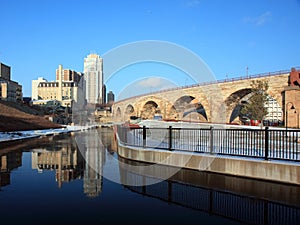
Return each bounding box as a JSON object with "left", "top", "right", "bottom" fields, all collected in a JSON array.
[{"left": 0, "top": 100, "right": 62, "bottom": 132}]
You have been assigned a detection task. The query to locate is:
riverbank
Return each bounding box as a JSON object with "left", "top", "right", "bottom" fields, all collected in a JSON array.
[
  {"left": 0, "top": 100, "right": 62, "bottom": 132},
  {"left": 0, "top": 125, "right": 97, "bottom": 143}
]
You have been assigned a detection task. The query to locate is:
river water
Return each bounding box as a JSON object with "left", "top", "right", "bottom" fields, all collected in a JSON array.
[{"left": 0, "top": 128, "right": 299, "bottom": 225}]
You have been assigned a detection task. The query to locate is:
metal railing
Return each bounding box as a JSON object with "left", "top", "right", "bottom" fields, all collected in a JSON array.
[{"left": 116, "top": 125, "right": 300, "bottom": 162}]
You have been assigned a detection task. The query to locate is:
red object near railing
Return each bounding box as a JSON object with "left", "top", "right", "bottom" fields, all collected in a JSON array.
[{"left": 250, "top": 120, "right": 261, "bottom": 126}]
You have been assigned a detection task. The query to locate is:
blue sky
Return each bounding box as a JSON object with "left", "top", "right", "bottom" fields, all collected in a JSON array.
[{"left": 1, "top": 0, "right": 300, "bottom": 98}]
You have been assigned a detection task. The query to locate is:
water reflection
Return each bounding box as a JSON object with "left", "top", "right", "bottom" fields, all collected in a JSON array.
[
  {"left": 29, "top": 131, "right": 107, "bottom": 198},
  {"left": 119, "top": 157, "right": 300, "bottom": 225},
  {"left": 79, "top": 130, "right": 105, "bottom": 198},
  {"left": 31, "top": 135, "right": 84, "bottom": 188},
  {"left": 29, "top": 129, "right": 116, "bottom": 198},
  {"left": 0, "top": 150, "right": 22, "bottom": 189},
  {"left": 0, "top": 128, "right": 299, "bottom": 225},
  {"left": 0, "top": 129, "right": 115, "bottom": 198},
  {"left": 1, "top": 135, "right": 54, "bottom": 190}
]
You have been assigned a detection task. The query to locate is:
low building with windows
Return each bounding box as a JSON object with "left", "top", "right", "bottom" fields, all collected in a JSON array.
[{"left": 32, "top": 65, "right": 83, "bottom": 107}]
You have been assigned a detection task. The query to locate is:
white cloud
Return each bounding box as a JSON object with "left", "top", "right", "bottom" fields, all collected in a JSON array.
[
  {"left": 137, "top": 77, "right": 164, "bottom": 88},
  {"left": 244, "top": 11, "right": 272, "bottom": 26},
  {"left": 117, "top": 77, "right": 177, "bottom": 100}
]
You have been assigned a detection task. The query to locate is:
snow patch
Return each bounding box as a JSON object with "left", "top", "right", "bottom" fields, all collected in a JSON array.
[{"left": 0, "top": 125, "right": 97, "bottom": 143}]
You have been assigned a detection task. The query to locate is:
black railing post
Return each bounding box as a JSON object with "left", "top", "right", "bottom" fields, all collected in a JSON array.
[
  {"left": 143, "top": 126, "right": 146, "bottom": 148},
  {"left": 169, "top": 126, "right": 173, "bottom": 151},
  {"left": 263, "top": 200, "right": 269, "bottom": 225},
  {"left": 296, "top": 131, "right": 299, "bottom": 159},
  {"left": 264, "top": 126, "right": 269, "bottom": 160},
  {"left": 210, "top": 126, "right": 214, "bottom": 154}
]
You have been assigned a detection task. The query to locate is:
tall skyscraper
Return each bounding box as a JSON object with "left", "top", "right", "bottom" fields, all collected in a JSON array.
[
  {"left": 83, "top": 54, "right": 104, "bottom": 104},
  {"left": 102, "top": 84, "right": 106, "bottom": 104}
]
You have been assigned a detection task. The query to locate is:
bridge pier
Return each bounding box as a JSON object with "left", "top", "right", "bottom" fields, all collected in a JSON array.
[{"left": 284, "top": 86, "right": 300, "bottom": 128}]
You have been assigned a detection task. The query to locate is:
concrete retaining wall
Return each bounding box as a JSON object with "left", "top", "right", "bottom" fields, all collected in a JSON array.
[{"left": 117, "top": 144, "right": 300, "bottom": 185}]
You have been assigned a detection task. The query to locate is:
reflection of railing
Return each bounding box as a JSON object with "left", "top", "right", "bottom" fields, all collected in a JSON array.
[
  {"left": 117, "top": 125, "right": 300, "bottom": 161},
  {"left": 124, "top": 171, "right": 300, "bottom": 225},
  {"left": 115, "top": 68, "right": 300, "bottom": 103}
]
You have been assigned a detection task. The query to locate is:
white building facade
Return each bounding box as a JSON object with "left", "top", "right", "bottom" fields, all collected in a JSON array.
[
  {"left": 83, "top": 54, "right": 103, "bottom": 104},
  {"left": 32, "top": 77, "right": 47, "bottom": 100},
  {"left": 32, "top": 65, "right": 82, "bottom": 107},
  {"left": 264, "top": 96, "right": 283, "bottom": 121}
]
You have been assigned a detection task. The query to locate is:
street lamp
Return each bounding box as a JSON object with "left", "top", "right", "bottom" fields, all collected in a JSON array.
[
  {"left": 285, "top": 102, "right": 296, "bottom": 130},
  {"left": 295, "top": 110, "right": 299, "bottom": 129}
]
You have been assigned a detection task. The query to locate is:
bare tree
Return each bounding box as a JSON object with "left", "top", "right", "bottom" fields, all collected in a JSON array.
[{"left": 241, "top": 80, "right": 269, "bottom": 121}]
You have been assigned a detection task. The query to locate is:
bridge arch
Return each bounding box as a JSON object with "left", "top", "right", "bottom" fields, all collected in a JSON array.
[
  {"left": 124, "top": 104, "right": 135, "bottom": 120},
  {"left": 183, "top": 99, "right": 208, "bottom": 122},
  {"left": 125, "top": 104, "right": 135, "bottom": 114},
  {"left": 172, "top": 95, "right": 208, "bottom": 121},
  {"left": 173, "top": 95, "right": 195, "bottom": 109},
  {"left": 115, "top": 107, "right": 122, "bottom": 121},
  {"left": 140, "top": 100, "right": 159, "bottom": 119},
  {"left": 226, "top": 89, "right": 252, "bottom": 123},
  {"left": 226, "top": 88, "right": 283, "bottom": 123},
  {"left": 172, "top": 95, "right": 195, "bottom": 120}
]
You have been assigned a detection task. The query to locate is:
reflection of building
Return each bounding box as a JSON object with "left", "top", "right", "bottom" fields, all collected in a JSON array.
[
  {"left": 31, "top": 65, "right": 83, "bottom": 106},
  {"left": 0, "top": 151, "right": 22, "bottom": 189},
  {"left": 0, "top": 62, "right": 23, "bottom": 102},
  {"left": 31, "top": 137, "right": 84, "bottom": 188},
  {"left": 83, "top": 54, "right": 104, "bottom": 104},
  {"left": 83, "top": 130, "right": 105, "bottom": 198},
  {"left": 30, "top": 130, "right": 106, "bottom": 197}
]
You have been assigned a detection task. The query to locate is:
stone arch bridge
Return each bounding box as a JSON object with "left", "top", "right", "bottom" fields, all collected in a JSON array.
[{"left": 112, "top": 68, "right": 300, "bottom": 126}]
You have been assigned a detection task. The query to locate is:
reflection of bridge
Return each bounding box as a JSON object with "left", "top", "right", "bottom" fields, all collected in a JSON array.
[
  {"left": 113, "top": 68, "right": 300, "bottom": 126},
  {"left": 120, "top": 158, "right": 300, "bottom": 225}
]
